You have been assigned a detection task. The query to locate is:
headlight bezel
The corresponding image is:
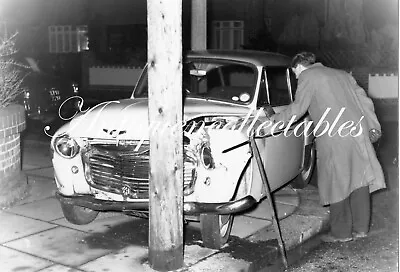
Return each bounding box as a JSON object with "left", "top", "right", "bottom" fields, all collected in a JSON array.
[
  {"left": 53, "top": 134, "right": 80, "bottom": 159},
  {"left": 200, "top": 144, "right": 214, "bottom": 169}
]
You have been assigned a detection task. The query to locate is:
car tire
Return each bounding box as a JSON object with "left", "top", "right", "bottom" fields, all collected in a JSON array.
[
  {"left": 60, "top": 202, "right": 99, "bottom": 225},
  {"left": 200, "top": 214, "right": 234, "bottom": 249},
  {"left": 291, "top": 142, "right": 316, "bottom": 189}
]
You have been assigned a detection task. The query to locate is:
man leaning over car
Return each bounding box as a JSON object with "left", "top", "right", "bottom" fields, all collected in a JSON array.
[{"left": 270, "top": 52, "right": 386, "bottom": 243}]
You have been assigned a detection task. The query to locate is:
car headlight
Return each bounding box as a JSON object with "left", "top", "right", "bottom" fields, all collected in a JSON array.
[
  {"left": 200, "top": 145, "right": 214, "bottom": 169},
  {"left": 54, "top": 135, "right": 80, "bottom": 159}
]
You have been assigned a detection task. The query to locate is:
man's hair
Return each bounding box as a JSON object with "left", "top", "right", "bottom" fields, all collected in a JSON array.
[{"left": 291, "top": 52, "right": 316, "bottom": 68}]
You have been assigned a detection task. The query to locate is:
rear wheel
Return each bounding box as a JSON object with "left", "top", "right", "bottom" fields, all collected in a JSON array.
[
  {"left": 291, "top": 143, "right": 316, "bottom": 189},
  {"left": 60, "top": 202, "right": 99, "bottom": 225},
  {"left": 200, "top": 214, "right": 234, "bottom": 249}
]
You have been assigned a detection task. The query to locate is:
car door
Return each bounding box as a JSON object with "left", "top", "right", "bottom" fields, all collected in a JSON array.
[{"left": 254, "top": 67, "right": 304, "bottom": 192}]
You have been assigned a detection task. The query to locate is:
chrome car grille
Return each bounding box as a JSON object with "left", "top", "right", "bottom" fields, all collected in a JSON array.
[{"left": 82, "top": 142, "right": 196, "bottom": 199}]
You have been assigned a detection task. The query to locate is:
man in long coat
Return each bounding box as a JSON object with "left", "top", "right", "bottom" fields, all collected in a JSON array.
[{"left": 271, "top": 52, "right": 386, "bottom": 242}]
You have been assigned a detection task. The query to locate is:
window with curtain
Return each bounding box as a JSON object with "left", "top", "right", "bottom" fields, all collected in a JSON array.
[
  {"left": 48, "top": 25, "right": 88, "bottom": 53},
  {"left": 212, "top": 21, "right": 244, "bottom": 50}
]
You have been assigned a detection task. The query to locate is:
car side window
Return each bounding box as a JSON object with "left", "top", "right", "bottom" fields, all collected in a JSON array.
[{"left": 266, "top": 67, "right": 292, "bottom": 107}]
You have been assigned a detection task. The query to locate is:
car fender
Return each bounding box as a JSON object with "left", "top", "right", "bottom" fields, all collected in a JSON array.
[{"left": 184, "top": 128, "right": 251, "bottom": 203}]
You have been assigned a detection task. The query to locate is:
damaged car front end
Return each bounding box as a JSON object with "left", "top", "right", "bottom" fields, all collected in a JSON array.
[{"left": 51, "top": 50, "right": 316, "bottom": 249}]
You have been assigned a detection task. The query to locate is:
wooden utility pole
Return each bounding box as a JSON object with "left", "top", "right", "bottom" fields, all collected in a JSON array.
[
  {"left": 191, "top": 0, "right": 207, "bottom": 50},
  {"left": 147, "top": 0, "right": 184, "bottom": 271}
]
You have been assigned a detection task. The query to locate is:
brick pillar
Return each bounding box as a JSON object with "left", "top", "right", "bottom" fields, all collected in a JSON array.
[{"left": 0, "top": 104, "right": 27, "bottom": 207}]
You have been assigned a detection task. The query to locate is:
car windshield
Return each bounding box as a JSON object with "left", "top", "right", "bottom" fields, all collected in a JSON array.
[{"left": 133, "top": 59, "right": 257, "bottom": 105}]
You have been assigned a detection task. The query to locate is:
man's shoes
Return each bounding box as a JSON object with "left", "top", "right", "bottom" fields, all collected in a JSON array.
[
  {"left": 352, "top": 231, "right": 368, "bottom": 239},
  {"left": 320, "top": 233, "right": 353, "bottom": 243}
]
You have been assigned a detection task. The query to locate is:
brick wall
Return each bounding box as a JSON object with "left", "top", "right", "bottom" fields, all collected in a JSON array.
[
  {"left": 368, "top": 73, "right": 398, "bottom": 99},
  {"left": 0, "top": 104, "right": 27, "bottom": 207},
  {"left": 0, "top": 135, "right": 21, "bottom": 178},
  {"left": 89, "top": 65, "right": 143, "bottom": 88}
]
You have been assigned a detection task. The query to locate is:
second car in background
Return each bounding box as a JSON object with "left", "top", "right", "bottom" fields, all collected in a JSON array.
[{"left": 20, "top": 57, "right": 79, "bottom": 124}]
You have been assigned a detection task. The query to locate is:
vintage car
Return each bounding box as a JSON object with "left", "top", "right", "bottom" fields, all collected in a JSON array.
[
  {"left": 19, "top": 57, "right": 79, "bottom": 124},
  {"left": 51, "top": 50, "right": 316, "bottom": 249}
]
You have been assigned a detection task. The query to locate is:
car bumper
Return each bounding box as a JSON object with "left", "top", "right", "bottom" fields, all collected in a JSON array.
[{"left": 55, "top": 192, "right": 257, "bottom": 215}]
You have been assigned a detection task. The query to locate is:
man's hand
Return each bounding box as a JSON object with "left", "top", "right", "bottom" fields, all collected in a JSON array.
[
  {"left": 268, "top": 113, "right": 277, "bottom": 124},
  {"left": 262, "top": 103, "right": 275, "bottom": 119},
  {"left": 369, "top": 128, "right": 382, "bottom": 143}
]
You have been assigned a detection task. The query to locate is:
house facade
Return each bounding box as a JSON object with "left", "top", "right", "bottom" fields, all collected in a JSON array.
[
  {"left": 1, "top": 0, "right": 275, "bottom": 83},
  {"left": 3, "top": 0, "right": 272, "bottom": 55}
]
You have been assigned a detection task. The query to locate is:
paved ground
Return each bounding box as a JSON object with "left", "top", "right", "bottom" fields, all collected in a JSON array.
[
  {"left": 0, "top": 133, "right": 331, "bottom": 272},
  {"left": 284, "top": 228, "right": 398, "bottom": 272}
]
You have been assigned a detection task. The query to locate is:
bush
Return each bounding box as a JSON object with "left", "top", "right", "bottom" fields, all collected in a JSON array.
[{"left": 0, "top": 33, "right": 27, "bottom": 108}]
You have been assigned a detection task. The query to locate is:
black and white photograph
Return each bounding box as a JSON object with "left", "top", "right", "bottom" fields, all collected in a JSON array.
[{"left": 0, "top": 0, "right": 398, "bottom": 271}]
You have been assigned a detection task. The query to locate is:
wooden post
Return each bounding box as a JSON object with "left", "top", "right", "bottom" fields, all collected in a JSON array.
[
  {"left": 191, "top": 0, "right": 207, "bottom": 50},
  {"left": 147, "top": 0, "right": 184, "bottom": 271}
]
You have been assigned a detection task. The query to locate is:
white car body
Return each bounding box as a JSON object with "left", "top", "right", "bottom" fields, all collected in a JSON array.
[{"left": 51, "top": 50, "right": 315, "bottom": 248}]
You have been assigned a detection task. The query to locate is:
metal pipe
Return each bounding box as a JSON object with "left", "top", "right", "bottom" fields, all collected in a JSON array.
[{"left": 249, "top": 133, "right": 288, "bottom": 268}]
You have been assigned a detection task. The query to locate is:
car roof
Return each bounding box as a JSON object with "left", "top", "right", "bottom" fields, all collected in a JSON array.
[{"left": 186, "top": 50, "right": 291, "bottom": 67}]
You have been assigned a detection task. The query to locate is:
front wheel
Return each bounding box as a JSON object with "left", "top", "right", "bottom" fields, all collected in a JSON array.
[
  {"left": 200, "top": 214, "right": 234, "bottom": 249},
  {"left": 291, "top": 143, "right": 316, "bottom": 189},
  {"left": 60, "top": 202, "right": 99, "bottom": 225}
]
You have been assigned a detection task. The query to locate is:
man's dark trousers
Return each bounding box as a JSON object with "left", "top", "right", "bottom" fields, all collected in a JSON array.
[{"left": 329, "top": 186, "right": 370, "bottom": 239}]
